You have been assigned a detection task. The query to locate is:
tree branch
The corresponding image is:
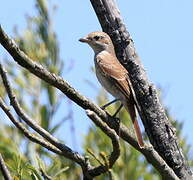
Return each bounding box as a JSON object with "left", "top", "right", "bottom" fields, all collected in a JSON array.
[
  {"left": 0, "top": 63, "right": 87, "bottom": 167},
  {"left": 0, "top": 62, "right": 120, "bottom": 178},
  {"left": 0, "top": 25, "right": 180, "bottom": 180},
  {"left": 0, "top": 153, "right": 13, "bottom": 180},
  {"left": 86, "top": 110, "right": 120, "bottom": 177},
  {"left": 102, "top": 113, "right": 180, "bottom": 180},
  {"left": 0, "top": 98, "right": 63, "bottom": 156},
  {"left": 0, "top": 25, "right": 102, "bottom": 117},
  {"left": 89, "top": 0, "right": 193, "bottom": 179},
  {"left": 0, "top": 63, "right": 87, "bottom": 164}
]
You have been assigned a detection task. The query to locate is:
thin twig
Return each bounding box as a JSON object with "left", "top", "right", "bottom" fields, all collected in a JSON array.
[
  {"left": 0, "top": 153, "right": 13, "bottom": 180},
  {"left": 86, "top": 110, "right": 120, "bottom": 177},
  {"left": 0, "top": 63, "right": 86, "bottom": 166},
  {"left": 0, "top": 98, "right": 62, "bottom": 155},
  {"left": 0, "top": 25, "right": 103, "bottom": 117}
]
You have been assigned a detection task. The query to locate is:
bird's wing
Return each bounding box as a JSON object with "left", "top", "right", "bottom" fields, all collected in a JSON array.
[
  {"left": 97, "top": 52, "right": 144, "bottom": 147},
  {"left": 96, "top": 52, "right": 131, "bottom": 98}
]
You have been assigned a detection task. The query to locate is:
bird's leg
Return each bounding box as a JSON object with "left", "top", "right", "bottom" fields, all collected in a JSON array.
[
  {"left": 101, "top": 99, "right": 123, "bottom": 117},
  {"left": 113, "top": 104, "right": 123, "bottom": 117},
  {"left": 101, "top": 99, "right": 120, "bottom": 110}
]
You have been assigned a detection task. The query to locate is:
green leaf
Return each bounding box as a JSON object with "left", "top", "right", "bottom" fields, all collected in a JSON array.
[
  {"left": 28, "top": 165, "right": 43, "bottom": 180},
  {"left": 53, "top": 167, "right": 69, "bottom": 178},
  {"left": 40, "top": 105, "right": 49, "bottom": 130},
  {"left": 47, "top": 85, "right": 56, "bottom": 105}
]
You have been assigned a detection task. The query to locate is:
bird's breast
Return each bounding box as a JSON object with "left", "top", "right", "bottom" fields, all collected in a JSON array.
[{"left": 94, "top": 55, "right": 124, "bottom": 100}]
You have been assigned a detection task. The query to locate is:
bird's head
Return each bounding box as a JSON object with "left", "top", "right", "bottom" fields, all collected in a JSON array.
[{"left": 79, "top": 32, "right": 115, "bottom": 54}]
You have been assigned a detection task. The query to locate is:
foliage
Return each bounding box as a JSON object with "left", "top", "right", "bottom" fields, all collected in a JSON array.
[{"left": 0, "top": 0, "right": 72, "bottom": 179}]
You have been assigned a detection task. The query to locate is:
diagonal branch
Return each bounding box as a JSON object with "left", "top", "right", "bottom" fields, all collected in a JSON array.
[
  {"left": 0, "top": 25, "right": 102, "bottom": 117},
  {"left": 0, "top": 98, "right": 63, "bottom": 156},
  {"left": 0, "top": 25, "right": 179, "bottom": 180},
  {"left": 0, "top": 153, "right": 13, "bottom": 180},
  {"left": 0, "top": 63, "right": 86, "bottom": 166},
  {"left": 89, "top": 0, "right": 193, "bottom": 179},
  {"left": 0, "top": 61, "right": 120, "bottom": 179}
]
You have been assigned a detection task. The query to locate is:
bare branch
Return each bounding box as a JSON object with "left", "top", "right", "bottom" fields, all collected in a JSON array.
[
  {"left": 0, "top": 98, "right": 62, "bottom": 155},
  {"left": 86, "top": 110, "right": 120, "bottom": 177},
  {"left": 89, "top": 0, "right": 193, "bottom": 179},
  {"left": 0, "top": 153, "right": 13, "bottom": 180},
  {"left": 0, "top": 97, "right": 96, "bottom": 179},
  {"left": 101, "top": 113, "right": 180, "bottom": 180},
  {"left": 0, "top": 63, "right": 86, "bottom": 166},
  {"left": 0, "top": 25, "right": 103, "bottom": 117}
]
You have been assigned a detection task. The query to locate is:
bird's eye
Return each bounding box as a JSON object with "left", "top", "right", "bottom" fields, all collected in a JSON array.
[{"left": 94, "top": 36, "right": 101, "bottom": 41}]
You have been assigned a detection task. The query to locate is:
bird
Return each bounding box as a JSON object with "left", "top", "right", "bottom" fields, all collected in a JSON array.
[{"left": 79, "top": 32, "right": 144, "bottom": 148}]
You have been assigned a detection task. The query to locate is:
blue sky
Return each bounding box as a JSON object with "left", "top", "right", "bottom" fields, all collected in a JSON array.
[{"left": 0, "top": 0, "right": 193, "bottom": 153}]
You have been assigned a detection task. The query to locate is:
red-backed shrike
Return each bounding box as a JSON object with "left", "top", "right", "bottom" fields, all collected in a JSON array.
[{"left": 79, "top": 32, "right": 144, "bottom": 147}]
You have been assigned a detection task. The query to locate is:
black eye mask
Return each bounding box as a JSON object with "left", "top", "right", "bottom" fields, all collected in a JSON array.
[{"left": 93, "top": 35, "right": 101, "bottom": 41}]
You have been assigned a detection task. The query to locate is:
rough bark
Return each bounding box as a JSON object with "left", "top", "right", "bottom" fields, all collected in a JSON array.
[{"left": 90, "top": 0, "right": 193, "bottom": 179}]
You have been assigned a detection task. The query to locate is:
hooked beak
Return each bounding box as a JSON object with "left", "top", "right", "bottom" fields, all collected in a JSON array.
[{"left": 79, "top": 37, "right": 90, "bottom": 43}]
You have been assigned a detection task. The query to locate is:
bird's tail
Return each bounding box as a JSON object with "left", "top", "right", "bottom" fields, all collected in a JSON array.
[{"left": 123, "top": 99, "right": 144, "bottom": 148}]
